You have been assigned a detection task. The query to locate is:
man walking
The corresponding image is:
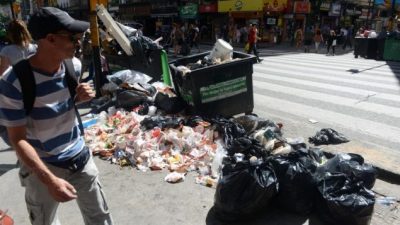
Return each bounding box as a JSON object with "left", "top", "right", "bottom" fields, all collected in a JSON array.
[
  {"left": 247, "top": 23, "right": 263, "bottom": 63},
  {"left": 0, "top": 7, "right": 113, "bottom": 225}
]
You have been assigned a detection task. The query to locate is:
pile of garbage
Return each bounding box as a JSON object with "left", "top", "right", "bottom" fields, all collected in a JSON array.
[
  {"left": 212, "top": 116, "right": 377, "bottom": 225},
  {"left": 173, "top": 39, "right": 239, "bottom": 76}
]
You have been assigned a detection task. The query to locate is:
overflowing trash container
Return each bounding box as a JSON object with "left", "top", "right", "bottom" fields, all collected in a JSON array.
[
  {"left": 383, "top": 37, "right": 400, "bottom": 61},
  {"left": 169, "top": 51, "right": 257, "bottom": 117},
  {"left": 104, "top": 49, "right": 163, "bottom": 81},
  {"left": 354, "top": 38, "right": 378, "bottom": 59}
]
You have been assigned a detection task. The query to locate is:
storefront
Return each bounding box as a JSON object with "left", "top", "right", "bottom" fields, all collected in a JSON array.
[
  {"left": 150, "top": 2, "right": 179, "bottom": 35},
  {"left": 218, "top": 0, "right": 265, "bottom": 41},
  {"left": 199, "top": 1, "right": 220, "bottom": 40},
  {"left": 264, "top": 0, "right": 289, "bottom": 43},
  {"left": 118, "top": 3, "right": 152, "bottom": 34}
]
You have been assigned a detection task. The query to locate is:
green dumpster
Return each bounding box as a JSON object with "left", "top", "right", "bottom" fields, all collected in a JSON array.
[{"left": 383, "top": 38, "right": 400, "bottom": 61}]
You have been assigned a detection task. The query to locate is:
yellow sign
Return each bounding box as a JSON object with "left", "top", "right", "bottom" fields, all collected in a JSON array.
[
  {"left": 218, "top": 0, "right": 264, "bottom": 12},
  {"left": 264, "top": 0, "right": 288, "bottom": 12}
]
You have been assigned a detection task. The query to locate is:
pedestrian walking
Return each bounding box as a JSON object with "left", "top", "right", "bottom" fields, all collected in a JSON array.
[
  {"left": 314, "top": 29, "right": 323, "bottom": 53},
  {"left": 171, "top": 23, "right": 184, "bottom": 57},
  {"left": 188, "top": 23, "right": 200, "bottom": 53},
  {"left": 80, "top": 30, "right": 93, "bottom": 81},
  {"left": 326, "top": 30, "right": 337, "bottom": 56},
  {"left": 342, "top": 26, "right": 353, "bottom": 50},
  {"left": 247, "top": 23, "right": 263, "bottom": 63},
  {"left": 303, "top": 26, "right": 313, "bottom": 53},
  {"left": 295, "top": 26, "right": 303, "bottom": 49},
  {"left": 0, "top": 7, "right": 113, "bottom": 225},
  {"left": 0, "top": 19, "right": 37, "bottom": 75}
]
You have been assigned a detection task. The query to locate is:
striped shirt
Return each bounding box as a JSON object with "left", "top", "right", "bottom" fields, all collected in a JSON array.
[{"left": 0, "top": 62, "right": 84, "bottom": 162}]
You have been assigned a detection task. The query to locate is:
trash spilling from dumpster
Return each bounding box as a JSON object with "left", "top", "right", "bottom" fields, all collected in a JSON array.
[{"left": 82, "top": 12, "right": 377, "bottom": 223}]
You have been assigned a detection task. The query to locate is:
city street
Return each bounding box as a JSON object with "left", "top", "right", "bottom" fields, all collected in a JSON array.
[{"left": 1, "top": 46, "right": 400, "bottom": 224}]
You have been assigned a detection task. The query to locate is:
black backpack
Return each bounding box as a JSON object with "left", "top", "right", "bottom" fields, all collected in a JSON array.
[{"left": 0, "top": 59, "right": 84, "bottom": 146}]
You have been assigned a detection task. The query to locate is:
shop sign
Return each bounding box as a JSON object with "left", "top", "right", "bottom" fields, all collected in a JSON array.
[
  {"left": 266, "top": 17, "right": 277, "bottom": 25},
  {"left": 283, "top": 13, "right": 294, "bottom": 19},
  {"left": 180, "top": 3, "right": 198, "bottom": 19},
  {"left": 328, "top": 3, "right": 341, "bottom": 16},
  {"left": 151, "top": 3, "right": 179, "bottom": 17},
  {"left": 293, "top": 1, "right": 310, "bottom": 14},
  {"left": 119, "top": 4, "right": 151, "bottom": 16},
  {"left": 320, "top": 1, "right": 331, "bottom": 11},
  {"left": 218, "top": 0, "right": 264, "bottom": 12},
  {"left": 264, "top": 0, "right": 288, "bottom": 12},
  {"left": 199, "top": 2, "right": 218, "bottom": 13}
]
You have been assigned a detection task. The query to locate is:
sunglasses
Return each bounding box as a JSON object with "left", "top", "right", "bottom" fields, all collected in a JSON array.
[{"left": 54, "top": 33, "right": 81, "bottom": 43}]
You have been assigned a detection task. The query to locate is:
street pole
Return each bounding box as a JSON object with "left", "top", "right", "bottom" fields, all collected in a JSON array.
[
  {"left": 9, "top": 0, "right": 15, "bottom": 19},
  {"left": 89, "top": 0, "right": 103, "bottom": 98}
]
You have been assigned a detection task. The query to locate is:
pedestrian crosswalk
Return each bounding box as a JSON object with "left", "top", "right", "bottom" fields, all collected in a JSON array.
[{"left": 252, "top": 52, "right": 400, "bottom": 157}]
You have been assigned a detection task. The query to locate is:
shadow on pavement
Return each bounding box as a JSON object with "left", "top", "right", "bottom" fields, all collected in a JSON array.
[
  {"left": 205, "top": 206, "right": 324, "bottom": 225},
  {"left": 386, "top": 61, "right": 400, "bottom": 87},
  {"left": 0, "top": 147, "right": 18, "bottom": 176}
]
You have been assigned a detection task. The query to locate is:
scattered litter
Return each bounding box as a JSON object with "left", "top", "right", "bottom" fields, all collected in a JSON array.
[
  {"left": 376, "top": 196, "right": 398, "bottom": 206},
  {"left": 308, "top": 128, "right": 350, "bottom": 145},
  {"left": 164, "top": 172, "right": 186, "bottom": 183},
  {"left": 308, "top": 119, "right": 318, "bottom": 124}
]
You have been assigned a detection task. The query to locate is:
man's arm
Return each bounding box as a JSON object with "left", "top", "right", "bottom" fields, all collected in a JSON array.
[
  {"left": 8, "top": 126, "right": 77, "bottom": 202},
  {"left": 0, "top": 56, "right": 11, "bottom": 76}
]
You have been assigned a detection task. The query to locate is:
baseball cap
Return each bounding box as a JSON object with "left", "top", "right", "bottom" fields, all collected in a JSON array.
[{"left": 28, "top": 7, "right": 89, "bottom": 40}]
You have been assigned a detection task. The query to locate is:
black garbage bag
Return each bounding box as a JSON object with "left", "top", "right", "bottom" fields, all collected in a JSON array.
[
  {"left": 309, "top": 128, "right": 350, "bottom": 145},
  {"left": 317, "top": 153, "right": 377, "bottom": 189},
  {"left": 140, "top": 116, "right": 184, "bottom": 130},
  {"left": 233, "top": 115, "right": 282, "bottom": 136},
  {"left": 268, "top": 150, "right": 318, "bottom": 215},
  {"left": 116, "top": 89, "right": 149, "bottom": 110},
  {"left": 230, "top": 137, "right": 269, "bottom": 159},
  {"left": 214, "top": 160, "right": 278, "bottom": 222},
  {"left": 184, "top": 115, "right": 208, "bottom": 127},
  {"left": 154, "top": 91, "right": 186, "bottom": 114},
  {"left": 211, "top": 117, "right": 246, "bottom": 150},
  {"left": 316, "top": 173, "right": 375, "bottom": 225}
]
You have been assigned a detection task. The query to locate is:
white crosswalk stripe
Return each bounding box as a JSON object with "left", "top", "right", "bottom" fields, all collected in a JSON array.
[{"left": 252, "top": 52, "right": 400, "bottom": 151}]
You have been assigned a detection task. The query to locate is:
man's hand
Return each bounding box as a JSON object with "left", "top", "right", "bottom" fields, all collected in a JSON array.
[
  {"left": 47, "top": 177, "right": 77, "bottom": 202},
  {"left": 75, "top": 83, "right": 95, "bottom": 103}
]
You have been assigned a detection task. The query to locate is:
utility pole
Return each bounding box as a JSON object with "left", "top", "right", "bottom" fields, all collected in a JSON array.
[
  {"left": 88, "top": 0, "right": 107, "bottom": 98},
  {"left": 9, "top": 0, "right": 15, "bottom": 19}
]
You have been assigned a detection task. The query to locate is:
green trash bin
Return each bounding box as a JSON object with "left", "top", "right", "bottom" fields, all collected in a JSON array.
[{"left": 383, "top": 38, "right": 400, "bottom": 61}]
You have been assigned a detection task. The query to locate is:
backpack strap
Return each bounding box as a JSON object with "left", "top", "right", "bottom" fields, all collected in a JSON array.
[
  {"left": 13, "top": 59, "right": 36, "bottom": 115},
  {"left": 63, "top": 59, "right": 85, "bottom": 136}
]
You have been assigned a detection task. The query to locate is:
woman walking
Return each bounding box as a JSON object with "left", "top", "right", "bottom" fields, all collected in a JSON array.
[
  {"left": 326, "top": 30, "right": 337, "bottom": 56},
  {"left": 314, "top": 29, "right": 323, "bottom": 53},
  {"left": 0, "top": 20, "right": 36, "bottom": 75}
]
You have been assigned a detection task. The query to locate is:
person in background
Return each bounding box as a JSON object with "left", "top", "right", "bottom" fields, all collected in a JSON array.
[
  {"left": 303, "top": 26, "right": 313, "bottom": 53},
  {"left": 295, "top": 26, "right": 303, "bottom": 49},
  {"left": 171, "top": 23, "right": 184, "bottom": 57},
  {"left": 247, "top": 23, "right": 263, "bottom": 63},
  {"left": 0, "top": 7, "right": 113, "bottom": 225},
  {"left": 326, "top": 30, "right": 337, "bottom": 56},
  {"left": 188, "top": 23, "right": 200, "bottom": 53},
  {"left": 80, "top": 30, "right": 93, "bottom": 82},
  {"left": 0, "top": 19, "right": 37, "bottom": 75},
  {"left": 136, "top": 24, "right": 143, "bottom": 36},
  {"left": 235, "top": 25, "right": 241, "bottom": 43},
  {"left": 314, "top": 28, "right": 323, "bottom": 53},
  {"left": 342, "top": 26, "right": 352, "bottom": 50}
]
